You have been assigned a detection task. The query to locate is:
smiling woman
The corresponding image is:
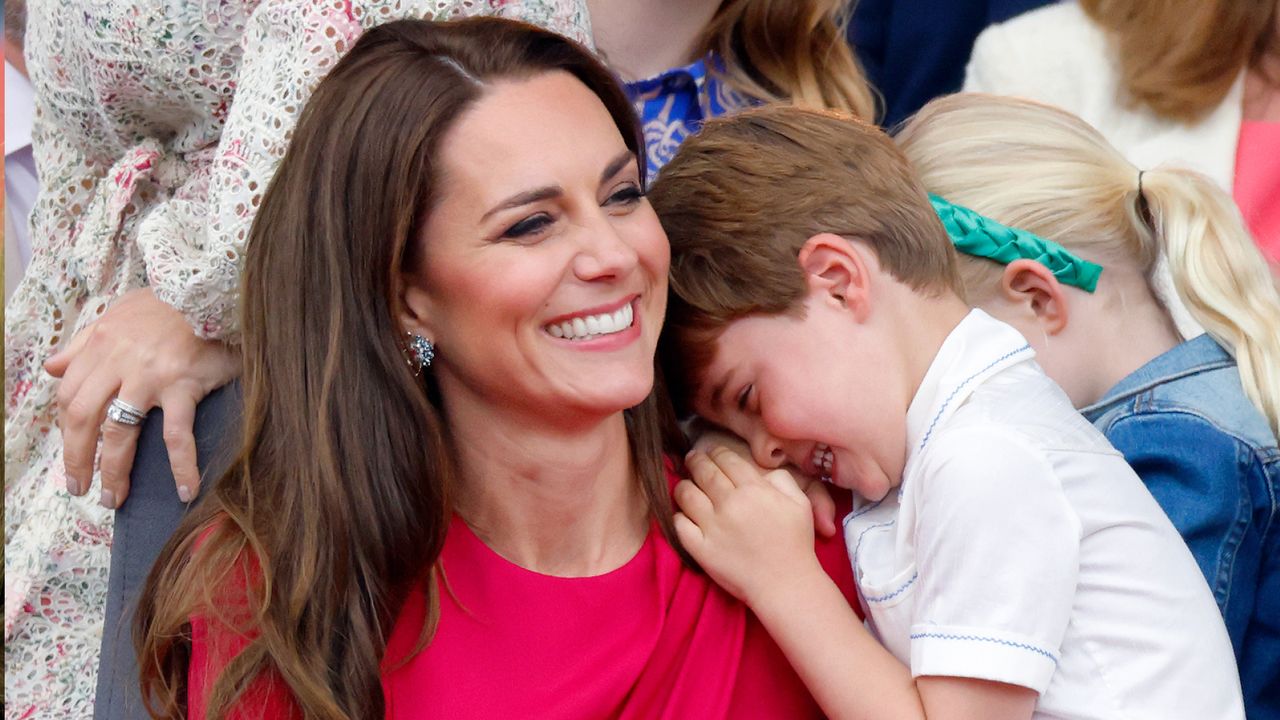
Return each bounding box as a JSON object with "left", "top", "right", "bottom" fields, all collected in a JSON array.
[{"left": 132, "top": 17, "right": 855, "bottom": 720}]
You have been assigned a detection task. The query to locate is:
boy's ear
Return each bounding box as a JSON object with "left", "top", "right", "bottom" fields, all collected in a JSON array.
[
  {"left": 398, "top": 272, "right": 438, "bottom": 340},
  {"left": 1000, "top": 259, "right": 1069, "bottom": 334},
  {"left": 797, "top": 233, "right": 873, "bottom": 320}
]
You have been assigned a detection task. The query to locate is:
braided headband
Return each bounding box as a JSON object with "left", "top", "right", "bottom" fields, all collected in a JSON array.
[{"left": 929, "top": 194, "right": 1103, "bottom": 293}]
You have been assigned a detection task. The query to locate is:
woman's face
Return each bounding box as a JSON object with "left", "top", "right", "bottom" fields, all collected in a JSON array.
[{"left": 406, "top": 71, "right": 669, "bottom": 426}]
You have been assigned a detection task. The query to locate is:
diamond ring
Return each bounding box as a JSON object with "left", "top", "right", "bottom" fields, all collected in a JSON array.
[{"left": 105, "top": 398, "right": 147, "bottom": 426}]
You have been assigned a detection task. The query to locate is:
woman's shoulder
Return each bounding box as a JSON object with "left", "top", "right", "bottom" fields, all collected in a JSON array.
[
  {"left": 965, "top": 2, "right": 1112, "bottom": 105},
  {"left": 975, "top": 2, "right": 1100, "bottom": 48}
]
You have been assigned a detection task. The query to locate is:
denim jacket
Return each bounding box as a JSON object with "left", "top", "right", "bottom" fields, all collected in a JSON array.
[{"left": 1081, "top": 334, "right": 1279, "bottom": 718}]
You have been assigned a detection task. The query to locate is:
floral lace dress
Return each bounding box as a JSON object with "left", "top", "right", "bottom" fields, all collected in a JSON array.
[{"left": 2, "top": 2, "right": 590, "bottom": 716}]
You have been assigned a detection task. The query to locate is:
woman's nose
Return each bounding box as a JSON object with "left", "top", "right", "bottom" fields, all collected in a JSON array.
[{"left": 573, "top": 213, "right": 639, "bottom": 281}]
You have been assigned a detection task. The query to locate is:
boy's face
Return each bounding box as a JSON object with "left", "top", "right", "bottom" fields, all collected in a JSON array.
[{"left": 691, "top": 289, "right": 909, "bottom": 502}]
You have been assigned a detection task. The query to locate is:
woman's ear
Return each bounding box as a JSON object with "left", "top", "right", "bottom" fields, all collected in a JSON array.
[
  {"left": 797, "top": 233, "right": 874, "bottom": 321},
  {"left": 398, "top": 273, "right": 437, "bottom": 340},
  {"left": 1000, "top": 259, "right": 1069, "bottom": 334}
]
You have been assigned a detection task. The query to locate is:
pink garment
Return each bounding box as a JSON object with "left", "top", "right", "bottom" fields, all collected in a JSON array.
[
  {"left": 1234, "top": 121, "right": 1280, "bottom": 265},
  {"left": 190, "top": 475, "right": 858, "bottom": 718}
]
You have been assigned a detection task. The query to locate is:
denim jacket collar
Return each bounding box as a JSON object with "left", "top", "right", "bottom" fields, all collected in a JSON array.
[{"left": 1079, "top": 334, "right": 1234, "bottom": 421}]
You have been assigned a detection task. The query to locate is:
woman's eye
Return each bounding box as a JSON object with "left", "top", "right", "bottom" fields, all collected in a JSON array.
[
  {"left": 501, "top": 213, "right": 553, "bottom": 239},
  {"left": 606, "top": 185, "right": 644, "bottom": 206}
]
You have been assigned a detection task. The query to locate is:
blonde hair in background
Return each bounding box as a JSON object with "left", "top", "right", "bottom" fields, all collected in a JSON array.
[
  {"left": 1079, "top": 0, "right": 1277, "bottom": 123},
  {"left": 897, "top": 93, "right": 1280, "bottom": 437},
  {"left": 699, "top": 0, "right": 878, "bottom": 121}
]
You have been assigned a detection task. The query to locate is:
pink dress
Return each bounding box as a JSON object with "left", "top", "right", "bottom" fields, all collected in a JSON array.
[
  {"left": 190, "top": 489, "right": 859, "bottom": 718},
  {"left": 1234, "top": 121, "right": 1280, "bottom": 265}
]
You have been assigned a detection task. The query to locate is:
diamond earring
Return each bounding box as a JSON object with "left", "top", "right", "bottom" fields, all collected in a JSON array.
[{"left": 405, "top": 332, "right": 435, "bottom": 376}]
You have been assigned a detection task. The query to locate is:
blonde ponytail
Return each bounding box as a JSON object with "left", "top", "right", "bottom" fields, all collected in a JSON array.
[
  {"left": 898, "top": 93, "right": 1280, "bottom": 437},
  {"left": 1141, "top": 168, "right": 1280, "bottom": 436}
]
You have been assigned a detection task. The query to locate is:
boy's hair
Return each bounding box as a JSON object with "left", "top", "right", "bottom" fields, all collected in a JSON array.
[{"left": 649, "top": 104, "right": 962, "bottom": 415}]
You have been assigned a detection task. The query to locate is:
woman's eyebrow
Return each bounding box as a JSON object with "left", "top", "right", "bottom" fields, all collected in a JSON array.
[
  {"left": 599, "top": 150, "right": 634, "bottom": 184},
  {"left": 481, "top": 185, "right": 562, "bottom": 221},
  {"left": 479, "top": 151, "right": 633, "bottom": 221}
]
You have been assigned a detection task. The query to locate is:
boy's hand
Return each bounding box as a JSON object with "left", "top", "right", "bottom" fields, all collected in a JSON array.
[
  {"left": 688, "top": 429, "right": 839, "bottom": 538},
  {"left": 674, "top": 446, "right": 825, "bottom": 608}
]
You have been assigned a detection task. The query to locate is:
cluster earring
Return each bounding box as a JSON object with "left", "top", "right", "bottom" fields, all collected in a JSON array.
[{"left": 405, "top": 332, "right": 435, "bottom": 376}]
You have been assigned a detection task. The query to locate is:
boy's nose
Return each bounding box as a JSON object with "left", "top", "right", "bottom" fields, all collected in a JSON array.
[{"left": 749, "top": 432, "right": 787, "bottom": 470}]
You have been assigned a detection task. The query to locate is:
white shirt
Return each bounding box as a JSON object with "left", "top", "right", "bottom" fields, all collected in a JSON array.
[{"left": 843, "top": 310, "right": 1243, "bottom": 719}]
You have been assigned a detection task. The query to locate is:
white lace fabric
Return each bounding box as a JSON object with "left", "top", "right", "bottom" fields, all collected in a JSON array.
[{"left": 3, "top": 2, "right": 590, "bottom": 716}]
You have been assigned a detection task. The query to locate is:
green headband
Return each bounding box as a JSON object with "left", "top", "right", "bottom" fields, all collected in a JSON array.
[{"left": 929, "top": 194, "right": 1103, "bottom": 293}]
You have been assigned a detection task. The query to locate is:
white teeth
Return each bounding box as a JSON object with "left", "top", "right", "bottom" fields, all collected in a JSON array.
[
  {"left": 811, "top": 443, "right": 834, "bottom": 477},
  {"left": 546, "top": 302, "right": 635, "bottom": 341}
]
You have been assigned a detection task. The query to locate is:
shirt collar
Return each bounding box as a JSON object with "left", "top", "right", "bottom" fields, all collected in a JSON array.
[{"left": 904, "top": 309, "right": 1036, "bottom": 457}]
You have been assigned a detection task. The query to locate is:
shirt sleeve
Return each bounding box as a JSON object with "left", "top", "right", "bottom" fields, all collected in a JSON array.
[{"left": 907, "top": 426, "right": 1081, "bottom": 693}]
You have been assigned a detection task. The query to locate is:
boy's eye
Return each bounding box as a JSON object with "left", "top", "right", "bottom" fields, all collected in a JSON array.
[
  {"left": 737, "top": 384, "right": 753, "bottom": 412},
  {"left": 501, "top": 213, "right": 553, "bottom": 240}
]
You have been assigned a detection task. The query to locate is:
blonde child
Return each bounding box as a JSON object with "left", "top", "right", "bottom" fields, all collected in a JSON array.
[
  {"left": 649, "top": 104, "right": 1244, "bottom": 720},
  {"left": 896, "top": 93, "right": 1279, "bottom": 719}
]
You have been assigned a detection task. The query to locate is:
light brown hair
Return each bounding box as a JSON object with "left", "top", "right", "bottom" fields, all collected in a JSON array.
[
  {"left": 701, "top": 0, "right": 878, "bottom": 120},
  {"left": 1080, "top": 0, "right": 1278, "bottom": 122},
  {"left": 135, "top": 18, "right": 683, "bottom": 719},
  {"left": 899, "top": 93, "right": 1280, "bottom": 436},
  {"left": 649, "top": 104, "right": 960, "bottom": 413}
]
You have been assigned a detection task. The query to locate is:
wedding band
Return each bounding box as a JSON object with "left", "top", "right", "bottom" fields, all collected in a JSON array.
[{"left": 106, "top": 398, "right": 146, "bottom": 426}]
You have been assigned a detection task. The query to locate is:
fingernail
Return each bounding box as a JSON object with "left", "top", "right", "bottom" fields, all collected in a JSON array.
[
  {"left": 99, "top": 489, "right": 116, "bottom": 509},
  {"left": 65, "top": 475, "right": 79, "bottom": 496},
  {"left": 178, "top": 485, "right": 193, "bottom": 503}
]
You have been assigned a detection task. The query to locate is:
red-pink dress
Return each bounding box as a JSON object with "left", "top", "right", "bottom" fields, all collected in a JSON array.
[
  {"left": 1234, "top": 121, "right": 1280, "bottom": 265},
  {"left": 189, "top": 475, "right": 858, "bottom": 718}
]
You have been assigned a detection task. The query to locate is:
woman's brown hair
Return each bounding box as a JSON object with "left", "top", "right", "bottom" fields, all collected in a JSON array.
[
  {"left": 701, "top": 0, "right": 878, "bottom": 120},
  {"left": 135, "top": 18, "right": 682, "bottom": 719},
  {"left": 1080, "top": 0, "right": 1278, "bottom": 122}
]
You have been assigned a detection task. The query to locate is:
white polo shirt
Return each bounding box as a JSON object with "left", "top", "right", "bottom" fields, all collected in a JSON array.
[{"left": 843, "top": 310, "right": 1243, "bottom": 719}]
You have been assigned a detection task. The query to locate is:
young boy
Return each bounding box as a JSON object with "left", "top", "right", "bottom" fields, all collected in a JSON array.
[{"left": 649, "top": 105, "right": 1244, "bottom": 720}]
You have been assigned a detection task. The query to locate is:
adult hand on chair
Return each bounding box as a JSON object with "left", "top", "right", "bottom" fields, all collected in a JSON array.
[{"left": 44, "top": 287, "right": 240, "bottom": 509}]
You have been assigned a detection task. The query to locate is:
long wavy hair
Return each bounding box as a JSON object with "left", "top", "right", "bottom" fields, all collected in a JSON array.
[
  {"left": 898, "top": 93, "right": 1280, "bottom": 437},
  {"left": 1080, "top": 0, "right": 1278, "bottom": 122},
  {"left": 135, "top": 18, "right": 683, "bottom": 719},
  {"left": 701, "top": 0, "right": 878, "bottom": 120}
]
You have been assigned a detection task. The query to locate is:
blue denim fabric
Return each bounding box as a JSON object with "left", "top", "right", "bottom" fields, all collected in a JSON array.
[{"left": 1081, "top": 335, "right": 1279, "bottom": 718}]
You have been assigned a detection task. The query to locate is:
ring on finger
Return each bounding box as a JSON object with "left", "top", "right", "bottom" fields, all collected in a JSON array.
[{"left": 105, "top": 398, "right": 146, "bottom": 426}]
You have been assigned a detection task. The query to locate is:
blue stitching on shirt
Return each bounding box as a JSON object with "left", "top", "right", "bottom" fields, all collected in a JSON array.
[
  {"left": 851, "top": 519, "right": 896, "bottom": 567},
  {"left": 918, "top": 344, "right": 1032, "bottom": 451},
  {"left": 846, "top": 499, "right": 882, "bottom": 523},
  {"left": 909, "top": 632, "right": 1059, "bottom": 665},
  {"left": 865, "top": 571, "right": 918, "bottom": 603}
]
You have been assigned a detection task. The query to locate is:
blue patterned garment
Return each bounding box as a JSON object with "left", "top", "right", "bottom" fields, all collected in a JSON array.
[{"left": 626, "top": 55, "right": 753, "bottom": 181}]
